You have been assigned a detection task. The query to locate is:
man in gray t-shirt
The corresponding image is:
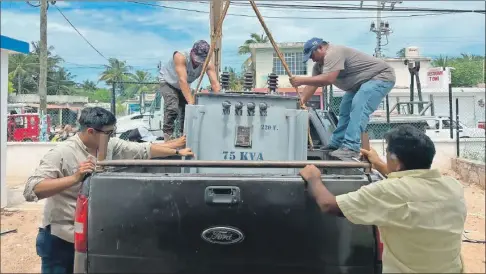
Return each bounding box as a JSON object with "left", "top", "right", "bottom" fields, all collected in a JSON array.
[{"left": 290, "top": 37, "right": 395, "bottom": 160}]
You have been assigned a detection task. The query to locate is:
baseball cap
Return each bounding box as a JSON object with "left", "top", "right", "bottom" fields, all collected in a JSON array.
[
  {"left": 303, "top": 37, "right": 325, "bottom": 63},
  {"left": 191, "top": 40, "right": 210, "bottom": 63}
]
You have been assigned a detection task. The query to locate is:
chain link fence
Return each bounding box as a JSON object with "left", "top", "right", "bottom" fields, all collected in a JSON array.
[
  {"left": 323, "top": 87, "right": 486, "bottom": 163},
  {"left": 456, "top": 97, "right": 486, "bottom": 163}
]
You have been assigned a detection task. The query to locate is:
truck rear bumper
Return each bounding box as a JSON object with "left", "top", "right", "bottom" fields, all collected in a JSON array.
[{"left": 74, "top": 252, "right": 87, "bottom": 273}]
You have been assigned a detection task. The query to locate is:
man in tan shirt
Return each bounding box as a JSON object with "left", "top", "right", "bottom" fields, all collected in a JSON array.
[
  {"left": 300, "top": 125, "right": 466, "bottom": 273},
  {"left": 23, "top": 107, "right": 194, "bottom": 273}
]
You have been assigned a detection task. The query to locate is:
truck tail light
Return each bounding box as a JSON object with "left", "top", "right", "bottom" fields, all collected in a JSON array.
[
  {"left": 375, "top": 226, "right": 383, "bottom": 261},
  {"left": 74, "top": 194, "right": 88, "bottom": 253}
]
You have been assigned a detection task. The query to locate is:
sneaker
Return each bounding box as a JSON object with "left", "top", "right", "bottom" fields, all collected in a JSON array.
[
  {"left": 322, "top": 145, "right": 338, "bottom": 151},
  {"left": 329, "top": 147, "right": 360, "bottom": 161}
]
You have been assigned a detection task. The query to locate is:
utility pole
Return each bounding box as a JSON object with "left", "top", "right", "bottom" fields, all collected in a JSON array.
[
  {"left": 369, "top": 1, "right": 400, "bottom": 58},
  {"left": 39, "top": 0, "right": 48, "bottom": 142}
]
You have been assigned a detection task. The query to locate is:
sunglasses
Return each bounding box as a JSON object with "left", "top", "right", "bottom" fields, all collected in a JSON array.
[{"left": 93, "top": 127, "right": 116, "bottom": 136}]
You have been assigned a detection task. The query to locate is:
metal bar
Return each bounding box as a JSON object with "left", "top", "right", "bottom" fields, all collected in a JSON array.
[
  {"left": 195, "top": 1, "right": 230, "bottom": 93},
  {"left": 430, "top": 94, "right": 435, "bottom": 116},
  {"left": 97, "top": 160, "right": 371, "bottom": 169},
  {"left": 448, "top": 82, "right": 454, "bottom": 139},
  {"left": 456, "top": 98, "right": 460, "bottom": 157},
  {"left": 385, "top": 95, "right": 390, "bottom": 124},
  {"left": 248, "top": 0, "right": 314, "bottom": 149}
]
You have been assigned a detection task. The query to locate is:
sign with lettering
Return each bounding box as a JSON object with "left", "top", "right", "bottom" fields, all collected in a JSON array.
[
  {"left": 426, "top": 67, "right": 451, "bottom": 89},
  {"left": 223, "top": 151, "right": 263, "bottom": 161}
]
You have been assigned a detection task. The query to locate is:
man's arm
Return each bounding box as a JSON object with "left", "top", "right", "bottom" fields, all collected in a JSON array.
[
  {"left": 23, "top": 149, "right": 94, "bottom": 201},
  {"left": 206, "top": 62, "right": 221, "bottom": 93},
  {"left": 174, "top": 52, "right": 194, "bottom": 104},
  {"left": 298, "top": 70, "right": 340, "bottom": 87},
  {"left": 111, "top": 138, "right": 193, "bottom": 160},
  {"left": 300, "top": 85, "right": 318, "bottom": 105},
  {"left": 300, "top": 165, "right": 408, "bottom": 226}
]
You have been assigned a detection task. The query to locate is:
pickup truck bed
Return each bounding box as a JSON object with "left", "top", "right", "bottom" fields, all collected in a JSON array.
[{"left": 75, "top": 167, "right": 383, "bottom": 274}]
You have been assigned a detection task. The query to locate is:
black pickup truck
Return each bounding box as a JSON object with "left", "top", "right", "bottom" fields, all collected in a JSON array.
[{"left": 73, "top": 109, "right": 384, "bottom": 274}]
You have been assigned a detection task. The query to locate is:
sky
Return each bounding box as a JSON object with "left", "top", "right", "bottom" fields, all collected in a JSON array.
[{"left": 1, "top": 0, "right": 485, "bottom": 88}]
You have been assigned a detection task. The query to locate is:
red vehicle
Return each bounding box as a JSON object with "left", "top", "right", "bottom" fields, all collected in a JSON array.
[
  {"left": 7, "top": 113, "right": 51, "bottom": 142},
  {"left": 478, "top": 121, "right": 485, "bottom": 129}
]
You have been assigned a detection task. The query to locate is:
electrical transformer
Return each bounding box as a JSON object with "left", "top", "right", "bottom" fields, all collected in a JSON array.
[{"left": 184, "top": 92, "right": 308, "bottom": 174}]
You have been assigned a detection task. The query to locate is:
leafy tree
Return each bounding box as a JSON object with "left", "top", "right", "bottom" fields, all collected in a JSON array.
[
  {"left": 99, "top": 58, "right": 133, "bottom": 85},
  {"left": 47, "top": 67, "right": 76, "bottom": 95},
  {"left": 431, "top": 53, "right": 485, "bottom": 87},
  {"left": 223, "top": 66, "right": 244, "bottom": 91},
  {"left": 124, "top": 70, "right": 157, "bottom": 99},
  {"left": 81, "top": 80, "right": 97, "bottom": 92},
  {"left": 8, "top": 53, "right": 37, "bottom": 94},
  {"left": 396, "top": 48, "right": 406, "bottom": 58},
  {"left": 238, "top": 33, "right": 268, "bottom": 72}
]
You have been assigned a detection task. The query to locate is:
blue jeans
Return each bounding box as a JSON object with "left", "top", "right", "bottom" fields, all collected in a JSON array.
[
  {"left": 36, "top": 226, "right": 74, "bottom": 274},
  {"left": 330, "top": 80, "right": 395, "bottom": 152}
]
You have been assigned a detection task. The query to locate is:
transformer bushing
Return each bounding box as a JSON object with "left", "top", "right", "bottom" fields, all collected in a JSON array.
[
  {"left": 220, "top": 72, "right": 230, "bottom": 91},
  {"left": 243, "top": 72, "right": 254, "bottom": 91},
  {"left": 267, "top": 73, "right": 278, "bottom": 94}
]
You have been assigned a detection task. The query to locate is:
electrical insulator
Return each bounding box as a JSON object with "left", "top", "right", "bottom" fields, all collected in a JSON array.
[
  {"left": 243, "top": 72, "right": 254, "bottom": 91},
  {"left": 220, "top": 72, "right": 230, "bottom": 91},
  {"left": 384, "top": 21, "right": 390, "bottom": 28},
  {"left": 267, "top": 73, "right": 278, "bottom": 94},
  {"left": 380, "top": 22, "right": 385, "bottom": 28}
]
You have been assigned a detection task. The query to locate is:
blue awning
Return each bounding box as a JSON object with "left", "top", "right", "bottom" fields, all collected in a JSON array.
[{"left": 0, "top": 35, "right": 29, "bottom": 54}]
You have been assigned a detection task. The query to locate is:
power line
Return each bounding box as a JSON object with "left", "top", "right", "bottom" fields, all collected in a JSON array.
[
  {"left": 127, "top": 1, "right": 460, "bottom": 20},
  {"left": 53, "top": 4, "right": 108, "bottom": 61},
  {"left": 225, "top": 2, "right": 486, "bottom": 14}
]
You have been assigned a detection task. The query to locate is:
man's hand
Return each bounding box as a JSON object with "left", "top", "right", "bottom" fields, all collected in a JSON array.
[
  {"left": 168, "top": 135, "right": 186, "bottom": 148},
  {"left": 289, "top": 76, "right": 304, "bottom": 88},
  {"left": 186, "top": 96, "right": 195, "bottom": 105},
  {"left": 299, "top": 165, "right": 322, "bottom": 185},
  {"left": 178, "top": 148, "right": 194, "bottom": 157},
  {"left": 359, "top": 148, "right": 381, "bottom": 165},
  {"left": 72, "top": 159, "right": 96, "bottom": 182}
]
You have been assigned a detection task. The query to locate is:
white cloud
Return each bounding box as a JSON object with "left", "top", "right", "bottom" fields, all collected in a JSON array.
[{"left": 1, "top": 0, "right": 484, "bottom": 86}]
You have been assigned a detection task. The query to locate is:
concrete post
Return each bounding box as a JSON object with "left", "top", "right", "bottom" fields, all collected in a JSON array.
[{"left": 1, "top": 51, "right": 9, "bottom": 208}]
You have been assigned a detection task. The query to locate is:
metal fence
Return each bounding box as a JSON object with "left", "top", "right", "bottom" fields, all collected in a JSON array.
[
  {"left": 323, "top": 86, "right": 486, "bottom": 163},
  {"left": 455, "top": 98, "right": 486, "bottom": 163}
]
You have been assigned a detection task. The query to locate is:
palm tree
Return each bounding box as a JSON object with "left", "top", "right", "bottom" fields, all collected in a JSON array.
[
  {"left": 396, "top": 48, "right": 406, "bottom": 58},
  {"left": 99, "top": 58, "right": 134, "bottom": 85},
  {"left": 8, "top": 53, "right": 37, "bottom": 94},
  {"left": 238, "top": 33, "right": 269, "bottom": 72},
  {"left": 431, "top": 55, "right": 449, "bottom": 67},
  {"left": 81, "top": 80, "right": 97, "bottom": 92},
  {"left": 124, "top": 70, "right": 156, "bottom": 99},
  {"left": 47, "top": 67, "right": 76, "bottom": 95}
]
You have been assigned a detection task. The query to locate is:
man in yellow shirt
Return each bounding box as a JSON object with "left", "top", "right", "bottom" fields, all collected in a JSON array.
[{"left": 300, "top": 125, "right": 467, "bottom": 273}]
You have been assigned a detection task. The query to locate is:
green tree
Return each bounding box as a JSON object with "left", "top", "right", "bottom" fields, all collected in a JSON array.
[
  {"left": 223, "top": 66, "right": 244, "bottom": 90},
  {"left": 8, "top": 53, "right": 37, "bottom": 94},
  {"left": 124, "top": 70, "right": 156, "bottom": 99},
  {"left": 238, "top": 33, "right": 269, "bottom": 72},
  {"left": 431, "top": 54, "right": 485, "bottom": 87},
  {"left": 8, "top": 74, "right": 15, "bottom": 94},
  {"left": 396, "top": 48, "right": 406, "bottom": 58},
  {"left": 47, "top": 67, "right": 76, "bottom": 95},
  {"left": 81, "top": 80, "right": 97, "bottom": 92},
  {"left": 99, "top": 58, "right": 133, "bottom": 85}
]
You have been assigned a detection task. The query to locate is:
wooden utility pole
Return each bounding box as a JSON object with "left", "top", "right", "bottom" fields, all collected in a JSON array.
[{"left": 39, "top": 0, "right": 48, "bottom": 141}]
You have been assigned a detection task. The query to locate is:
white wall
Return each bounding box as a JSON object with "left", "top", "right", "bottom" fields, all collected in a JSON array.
[
  {"left": 1, "top": 51, "right": 9, "bottom": 208},
  {"left": 385, "top": 59, "right": 433, "bottom": 89},
  {"left": 254, "top": 48, "right": 314, "bottom": 88}
]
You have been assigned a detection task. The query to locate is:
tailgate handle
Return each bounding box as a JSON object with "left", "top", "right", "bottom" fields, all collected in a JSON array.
[{"left": 205, "top": 186, "right": 241, "bottom": 205}]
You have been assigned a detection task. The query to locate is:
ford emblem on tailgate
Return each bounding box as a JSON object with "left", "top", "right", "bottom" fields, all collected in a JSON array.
[{"left": 201, "top": 226, "right": 245, "bottom": 245}]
